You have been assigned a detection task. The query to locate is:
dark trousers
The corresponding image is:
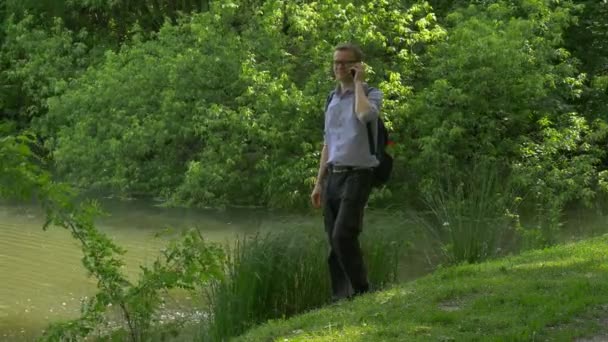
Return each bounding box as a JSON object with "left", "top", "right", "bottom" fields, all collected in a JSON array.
[{"left": 322, "top": 167, "right": 373, "bottom": 300}]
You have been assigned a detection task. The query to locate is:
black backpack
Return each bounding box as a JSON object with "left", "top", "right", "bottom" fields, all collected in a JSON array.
[{"left": 324, "top": 87, "right": 393, "bottom": 187}]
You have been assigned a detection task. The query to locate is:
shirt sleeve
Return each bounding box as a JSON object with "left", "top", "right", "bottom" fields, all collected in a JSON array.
[{"left": 363, "top": 88, "right": 383, "bottom": 123}]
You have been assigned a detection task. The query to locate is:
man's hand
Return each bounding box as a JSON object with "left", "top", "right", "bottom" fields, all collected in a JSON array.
[
  {"left": 310, "top": 185, "right": 322, "bottom": 209},
  {"left": 350, "top": 62, "right": 366, "bottom": 82}
]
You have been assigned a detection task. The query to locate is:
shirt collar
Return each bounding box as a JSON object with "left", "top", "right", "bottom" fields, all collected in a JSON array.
[{"left": 335, "top": 82, "right": 369, "bottom": 96}]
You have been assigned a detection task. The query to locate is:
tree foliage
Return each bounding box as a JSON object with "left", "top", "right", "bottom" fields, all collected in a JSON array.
[
  {"left": 35, "top": 0, "right": 445, "bottom": 208},
  {"left": 404, "top": 1, "right": 581, "bottom": 189},
  {"left": 2, "top": 0, "right": 607, "bottom": 216}
]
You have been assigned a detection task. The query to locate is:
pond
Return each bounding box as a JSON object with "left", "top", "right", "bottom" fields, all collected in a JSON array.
[{"left": 0, "top": 198, "right": 290, "bottom": 341}]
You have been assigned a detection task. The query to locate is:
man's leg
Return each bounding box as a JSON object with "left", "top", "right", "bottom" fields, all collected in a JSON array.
[
  {"left": 323, "top": 173, "right": 352, "bottom": 301},
  {"left": 331, "top": 170, "right": 373, "bottom": 295},
  {"left": 327, "top": 227, "right": 353, "bottom": 300}
]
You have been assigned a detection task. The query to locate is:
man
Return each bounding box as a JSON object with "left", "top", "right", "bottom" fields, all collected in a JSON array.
[{"left": 310, "top": 43, "right": 383, "bottom": 301}]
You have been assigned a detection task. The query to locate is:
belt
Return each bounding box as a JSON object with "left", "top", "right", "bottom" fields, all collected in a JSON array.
[{"left": 327, "top": 164, "right": 372, "bottom": 173}]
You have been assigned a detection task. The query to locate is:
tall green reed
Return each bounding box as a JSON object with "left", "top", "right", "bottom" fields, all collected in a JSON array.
[
  {"left": 361, "top": 214, "right": 411, "bottom": 287},
  {"left": 201, "top": 226, "right": 328, "bottom": 341},
  {"left": 200, "top": 215, "right": 412, "bottom": 341},
  {"left": 416, "top": 162, "right": 521, "bottom": 264}
]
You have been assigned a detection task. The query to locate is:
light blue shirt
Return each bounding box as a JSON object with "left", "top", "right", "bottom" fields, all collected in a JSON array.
[{"left": 324, "top": 84, "right": 383, "bottom": 168}]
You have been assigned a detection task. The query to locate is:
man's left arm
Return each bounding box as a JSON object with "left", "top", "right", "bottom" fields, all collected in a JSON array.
[{"left": 354, "top": 83, "right": 383, "bottom": 123}]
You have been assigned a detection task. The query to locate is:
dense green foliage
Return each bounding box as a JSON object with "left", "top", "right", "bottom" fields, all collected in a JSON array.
[
  {"left": 2, "top": 0, "right": 606, "bottom": 220},
  {"left": 401, "top": 0, "right": 608, "bottom": 255},
  {"left": 19, "top": 0, "right": 445, "bottom": 209},
  {"left": 3, "top": 0, "right": 607, "bottom": 214}
]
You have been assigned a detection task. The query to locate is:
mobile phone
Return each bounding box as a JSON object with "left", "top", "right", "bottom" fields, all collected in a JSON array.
[{"left": 350, "top": 69, "right": 356, "bottom": 78}]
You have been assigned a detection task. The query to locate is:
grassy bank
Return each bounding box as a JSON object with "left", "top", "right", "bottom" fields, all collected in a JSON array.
[{"left": 234, "top": 235, "right": 608, "bottom": 341}]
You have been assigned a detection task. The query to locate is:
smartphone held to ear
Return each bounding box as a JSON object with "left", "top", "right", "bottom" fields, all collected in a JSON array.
[{"left": 350, "top": 69, "right": 356, "bottom": 78}]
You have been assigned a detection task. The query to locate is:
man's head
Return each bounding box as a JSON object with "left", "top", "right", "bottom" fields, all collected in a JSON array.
[{"left": 333, "top": 43, "right": 363, "bottom": 82}]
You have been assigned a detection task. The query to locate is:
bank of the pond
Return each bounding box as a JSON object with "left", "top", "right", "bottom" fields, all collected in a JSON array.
[{"left": 234, "top": 235, "right": 608, "bottom": 341}]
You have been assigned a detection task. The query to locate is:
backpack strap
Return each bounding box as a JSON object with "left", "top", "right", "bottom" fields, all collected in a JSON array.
[
  {"left": 363, "top": 86, "right": 377, "bottom": 156},
  {"left": 366, "top": 122, "right": 376, "bottom": 155},
  {"left": 324, "top": 90, "right": 336, "bottom": 113}
]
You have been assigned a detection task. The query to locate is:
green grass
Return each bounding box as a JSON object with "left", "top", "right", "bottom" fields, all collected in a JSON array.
[{"left": 233, "top": 234, "right": 608, "bottom": 341}]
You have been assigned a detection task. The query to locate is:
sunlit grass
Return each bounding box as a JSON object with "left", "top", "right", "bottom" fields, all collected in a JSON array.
[{"left": 235, "top": 235, "right": 608, "bottom": 341}]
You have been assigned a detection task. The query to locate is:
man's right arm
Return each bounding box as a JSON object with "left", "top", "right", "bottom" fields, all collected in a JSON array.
[
  {"left": 310, "top": 144, "right": 328, "bottom": 208},
  {"left": 314, "top": 144, "right": 329, "bottom": 190}
]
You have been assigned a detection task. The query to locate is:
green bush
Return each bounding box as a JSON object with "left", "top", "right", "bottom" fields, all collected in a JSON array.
[
  {"left": 513, "top": 113, "right": 608, "bottom": 248},
  {"left": 403, "top": 1, "right": 581, "bottom": 195},
  {"left": 43, "top": 0, "right": 445, "bottom": 209},
  {"left": 396, "top": 1, "right": 608, "bottom": 252},
  {"left": 0, "top": 14, "right": 93, "bottom": 128}
]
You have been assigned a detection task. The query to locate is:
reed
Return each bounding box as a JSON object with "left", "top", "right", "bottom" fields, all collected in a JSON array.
[
  {"left": 200, "top": 215, "right": 411, "bottom": 341},
  {"left": 416, "top": 162, "right": 519, "bottom": 264}
]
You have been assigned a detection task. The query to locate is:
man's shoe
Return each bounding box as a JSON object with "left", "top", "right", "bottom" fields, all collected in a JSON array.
[{"left": 348, "top": 285, "right": 370, "bottom": 300}]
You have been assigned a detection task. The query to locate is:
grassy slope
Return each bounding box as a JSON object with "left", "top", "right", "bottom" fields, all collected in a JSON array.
[{"left": 234, "top": 235, "right": 608, "bottom": 341}]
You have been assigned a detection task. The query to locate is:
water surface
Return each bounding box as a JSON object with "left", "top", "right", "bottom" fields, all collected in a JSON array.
[{"left": 0, "top": 199, "right": 280, "bottom": 341}]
